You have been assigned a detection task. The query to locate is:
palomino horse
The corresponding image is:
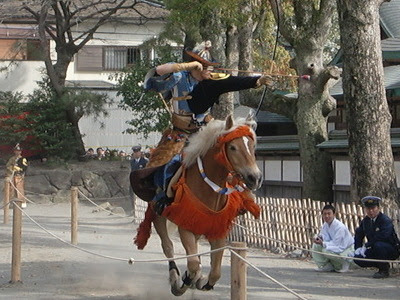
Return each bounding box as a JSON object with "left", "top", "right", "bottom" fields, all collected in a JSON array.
[{"left": 134, "top": 115, "right": 262, "bottom": 296}]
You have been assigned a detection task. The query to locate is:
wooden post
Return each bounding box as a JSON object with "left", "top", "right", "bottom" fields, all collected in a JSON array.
[
  {"left": 10, "top": 200, "right": 22, "bottom": 283},
  {"left": 231, "top": 241, "right": 247, "bottom": 300},
  {"left": 3, "top": 180, "right": 10, "bottom": 224},
  {"left": 71, "top": 187, "right": 78, "bottom": 245}
]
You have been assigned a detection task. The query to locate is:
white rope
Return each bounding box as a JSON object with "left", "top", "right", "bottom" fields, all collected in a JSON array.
[
  {"left": 7, "top": 176, "right": 36, "bottom": 204},
  {"left": 11, "top": 202, "right": 233, "bottom": 264},
  {"left": 230, "top": 250, "right": 308, "bottom": 300},
  {"left": 77, "top": 190, "right": 135, "bottom": 219},
  {"left": 234, "top": 221, "right": 400, "bottom": 264}
]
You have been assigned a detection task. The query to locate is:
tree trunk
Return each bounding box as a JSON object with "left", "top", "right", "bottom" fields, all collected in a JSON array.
[
  {"left": 337, "top": 0, "right": 398, "bottom": 206},
  {"left": 292, "top": 45, "right": 335, "bottom": 202}
]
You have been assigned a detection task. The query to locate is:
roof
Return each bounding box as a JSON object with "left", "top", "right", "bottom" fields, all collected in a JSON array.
[
  {"left": 329, "top": 65, "right": 400, "bottom": 96},
  {"left": 317, "top": 129, "right": 400, "bottom": 152},
  {"left": 0, "top": 1, "right": 168, "bottom": 24},
  {"left": 65, "top": 80, "right": 116, "bottom": 90},
  {"left": 256, "top": 135, "right": 299, "bottom": 155},
  {"left": 380, "top": 0, "right": 400, "bottom": 38}
]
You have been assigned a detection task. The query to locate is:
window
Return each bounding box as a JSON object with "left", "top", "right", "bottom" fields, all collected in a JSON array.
[
  {"left": 104, "top": 46, "right": 141, "bottom": 70},
  {"left": 0, "top": 39, "right": 47, "bottom": 61}
]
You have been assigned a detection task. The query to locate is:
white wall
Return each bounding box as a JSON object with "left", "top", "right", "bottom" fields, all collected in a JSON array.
[
  {"left": 0, "top": 61, "right": 45, "bottom": 94},
  {"left": 79, "top": 91, "right": 161, "bottom": 152},
  {"left": 334, "top": 160, "right": 351, "bottom": 185}
]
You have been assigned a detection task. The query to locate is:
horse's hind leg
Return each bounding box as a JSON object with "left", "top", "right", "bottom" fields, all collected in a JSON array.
[
  {"left": 152, "top": 216, "right": 181, "bottom": 295},
  {"left": 196, "top": 238, "right": 225, "bottom": 291}
]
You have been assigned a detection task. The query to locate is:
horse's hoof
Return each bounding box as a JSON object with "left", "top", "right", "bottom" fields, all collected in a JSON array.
[
  {"left": 201, "top": 282, "right": 214, "bottom": 291},
  {"left": 171, "top": 285, "right": 186, "bottom": 297}
]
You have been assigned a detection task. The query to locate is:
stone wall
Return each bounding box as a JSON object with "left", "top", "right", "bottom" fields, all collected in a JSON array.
[{"left": 10, "top": 160, "right": 132, "bottom": 203}]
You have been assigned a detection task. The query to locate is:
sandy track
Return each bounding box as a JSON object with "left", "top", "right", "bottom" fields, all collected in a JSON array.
[{"left": 1, "top": 201, "right": 399, "bottom": 300}]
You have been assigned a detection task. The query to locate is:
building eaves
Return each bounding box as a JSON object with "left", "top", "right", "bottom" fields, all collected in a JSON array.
[
  {"left": 0, "top": 1, "right": 168, "bottom": 24},
  {"left": 66, "top": 80, "right": 116, "bottom": 90},
  {"left": 380, "top": 0, "right": 400, "bottom": 38},
  {"left": 256, "top": 135, "right": 299, "bottom": 155},
  {"left": 317, "top": 129, "right": 400, "bottom": 153},
  {"left": 329, "top": 65, "right": 400, "bottom": 96}
]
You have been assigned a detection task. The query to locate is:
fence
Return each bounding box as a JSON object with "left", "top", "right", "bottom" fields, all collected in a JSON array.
[{"left": 229, "top": 197, "right": 400, "bottom": 252}]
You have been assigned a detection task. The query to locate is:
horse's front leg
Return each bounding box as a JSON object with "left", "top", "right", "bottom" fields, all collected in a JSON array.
[
  {"left": 179, "top": 227, "right": 202, "bottom": 289},
  {"left": 153, "top": 216, "right": 181, "bottom": 294},
  {"left": 196, "top": 238, "right": 225, "bottom": 291}
]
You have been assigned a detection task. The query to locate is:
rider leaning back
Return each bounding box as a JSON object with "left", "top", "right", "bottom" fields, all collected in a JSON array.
[{"left": 131, "top": 41, "right": 274, "bottom": 214}]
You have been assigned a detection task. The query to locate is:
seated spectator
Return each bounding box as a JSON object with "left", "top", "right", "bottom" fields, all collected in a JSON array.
[
  {"left": 312, "top": 204, "right": 354, "bottom": 272},
  {"left": 85, "top": 148, "right": 95, "bottom": 159},
  {"left": 353, "top": 196, "right": 400, "bottom": 279},
  {"left": 96, "top": 147, "right": 105, "bottom": 160}
]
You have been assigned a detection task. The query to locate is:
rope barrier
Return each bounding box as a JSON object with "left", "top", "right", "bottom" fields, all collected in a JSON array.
[
  {"left": 234, "top": 221, "right": 400, "bottom": 264},
  {"left": 77, "top": 190, "right": 135, "bottom": 219},
  {"left": 7, "top": 204, "right": 310, "bottom": 299},
  {"left": 10, "top": 201, "right": 234, "bottom": 264},
  {"left": 230, "top": 250, "right": 308, "bottom": 300},
  {"left": 8, "top": 177, "right": 36, "bottom": 205},
  {"left": 5, "top": 187, "right": 399, "bottom": 299}
]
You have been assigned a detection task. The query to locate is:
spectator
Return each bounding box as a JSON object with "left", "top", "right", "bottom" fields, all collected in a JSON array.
[
  {"left": 312, "top": 204, "right": 354, "bottom": 272},
  {"left": 119, "top": 150, "right": 127, "bottom": 160},
  {"left": 130, "top": 145, "right": 149, "bottom": 209},
  {"left": 96, "top": 147, "right": 105, "bottom": 160},
  {"left": 5, "top": 143, "right": 28, "bottom": 208},
  {"left": 85, "top": 148, "right": 95, "bottom": 159},
  {"left": 353, "top": 196, "right": 400, "bottom": 278}
]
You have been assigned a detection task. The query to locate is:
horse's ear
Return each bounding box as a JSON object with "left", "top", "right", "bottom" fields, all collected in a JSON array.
[
  {"left": 246, "top": 110, "right": 258, "bottom": 131},
  {"left": 225, "top": 114, "right": 234, "bottom": 130}
]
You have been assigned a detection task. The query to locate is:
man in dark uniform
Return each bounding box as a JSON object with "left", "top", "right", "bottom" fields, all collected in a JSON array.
[
  {"left": 353, "top": 196, "right": 400, "bottom": 278},
  {"left": 129, "top": 145, "right": 149, "bottom": 211}
]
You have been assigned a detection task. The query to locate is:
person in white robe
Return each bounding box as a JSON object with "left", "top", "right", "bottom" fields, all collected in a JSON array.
[{"left": 312, "top": 204, "right": 354, "bottom": 272}]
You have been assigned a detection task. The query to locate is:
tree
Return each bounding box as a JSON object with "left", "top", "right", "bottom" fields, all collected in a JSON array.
[
  {"left": 120, "top": 0, "right": 340, "bottom": 201},
  {"left": 240, "top": 0, "right": 340, "bottom": 202},
  {"left": 21, "top": 0, "right": 157, "bottom": 156},
  {"left": 337, "top": 0, "right": 398, "bottom": 206}
]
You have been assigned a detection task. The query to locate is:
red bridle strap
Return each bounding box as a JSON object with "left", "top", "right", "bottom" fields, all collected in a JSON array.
[{"left": 214, "top": 125, "right": 255, "bottom": 172}]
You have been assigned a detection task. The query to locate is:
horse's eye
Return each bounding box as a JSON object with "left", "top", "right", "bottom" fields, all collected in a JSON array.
[{"left": 229, "top": 145, "right": 236, "bottom": 151}]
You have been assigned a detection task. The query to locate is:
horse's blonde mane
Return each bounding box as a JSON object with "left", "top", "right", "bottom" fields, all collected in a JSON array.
[{"left": 183, "top": 117, "right": 256, "bottom": 167}]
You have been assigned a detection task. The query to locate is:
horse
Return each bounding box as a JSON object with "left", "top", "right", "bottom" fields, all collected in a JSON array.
[{"left": 134, "top": 114, "right": 263, "bottom": 296}]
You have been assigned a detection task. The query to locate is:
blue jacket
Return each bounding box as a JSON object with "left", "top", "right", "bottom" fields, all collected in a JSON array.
[
  {"left": 355, "top": 212, "right": 397, "bottom": 249},
  {"left": 130, "top": 157, "right": 148, "bottom": 171}
]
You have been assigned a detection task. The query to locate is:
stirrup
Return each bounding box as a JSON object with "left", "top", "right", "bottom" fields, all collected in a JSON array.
[{"left": 154, "top": 197, "right": 173, "bottom": 215}]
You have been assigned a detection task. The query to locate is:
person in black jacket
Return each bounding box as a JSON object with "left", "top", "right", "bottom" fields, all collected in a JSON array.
[
  {"left": 129, "top": 145, "right": 149, "bottom": 211},
  {"left": 353, "top": 196, "right": 400, "bottom": 278}
]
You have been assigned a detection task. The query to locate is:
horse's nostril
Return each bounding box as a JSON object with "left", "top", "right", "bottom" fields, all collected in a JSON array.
[{"left": 248, "top": 174, "right": 256, "bottom": 184}]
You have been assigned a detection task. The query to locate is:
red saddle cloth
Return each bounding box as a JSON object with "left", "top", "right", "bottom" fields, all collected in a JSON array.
[{"left": 162, "top": 174, "right": 260, "bottom": 240}]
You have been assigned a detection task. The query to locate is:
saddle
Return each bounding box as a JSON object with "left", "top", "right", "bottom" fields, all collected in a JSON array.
[{"left": 130, "top": 128, "right": 188, "bottom": 202}]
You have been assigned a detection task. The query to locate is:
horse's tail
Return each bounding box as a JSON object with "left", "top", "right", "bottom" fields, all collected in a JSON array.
[{"left": 134, "top": 203, "right": 156, "bottom": 250}]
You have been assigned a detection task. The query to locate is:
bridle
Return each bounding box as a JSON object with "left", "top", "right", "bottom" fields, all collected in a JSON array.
[{"left": 196, "top": 125, "right": 255, "bottom": 195}]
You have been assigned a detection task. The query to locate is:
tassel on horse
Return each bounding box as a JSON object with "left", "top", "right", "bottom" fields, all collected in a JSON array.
[{"left": 134, "top": 204, "right": 156, "bottom": 250}]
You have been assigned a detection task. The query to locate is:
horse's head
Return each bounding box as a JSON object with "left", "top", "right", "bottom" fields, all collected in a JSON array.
[{"left": 215, "top": 115, "right": 263, "bottom": 191}]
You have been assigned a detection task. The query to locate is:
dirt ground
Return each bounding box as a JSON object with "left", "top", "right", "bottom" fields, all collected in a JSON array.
[{"left": 1, "top": 197, "right": 400, "bottom": 300}]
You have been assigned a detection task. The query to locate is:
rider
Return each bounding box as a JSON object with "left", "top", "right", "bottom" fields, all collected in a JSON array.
[{"left": 131, "top": 41, "right": 274, "bottom": 214}]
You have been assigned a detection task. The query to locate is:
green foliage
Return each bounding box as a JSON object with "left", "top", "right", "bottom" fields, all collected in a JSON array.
[
  {"left": 0, "top": 91, "right": 30, "bottom": 149},
  {"left": 26, "top": 80, "right": 110, "bottom": 160},
  {"left": 114, "top": 47, "right": 181, "bottom": 138},
  {"left": 25, "top": 85, "right": 79, "bottom": 160}
]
